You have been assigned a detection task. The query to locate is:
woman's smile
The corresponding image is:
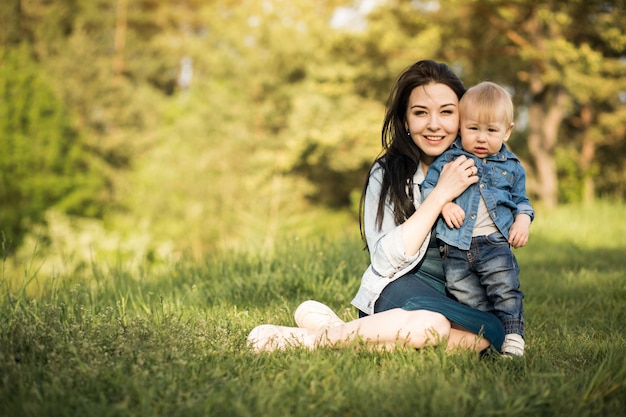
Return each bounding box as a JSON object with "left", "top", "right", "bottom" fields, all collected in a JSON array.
[{"left": 405, "top": 83, "right": 460, "bottom": 162}]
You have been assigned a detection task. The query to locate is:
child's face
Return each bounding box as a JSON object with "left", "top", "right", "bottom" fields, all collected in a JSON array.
[{"left": 459, "top": 108, "right": 513, "bottom": 158}]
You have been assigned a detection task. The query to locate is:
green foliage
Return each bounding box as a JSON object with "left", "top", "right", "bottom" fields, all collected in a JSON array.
[
  {"left": 0, "top": 0, "right": 625, "bottom": 260},
  {"left": 0, "top": 46, "right": 107, "bottom": 249},
  {"left": 555, "top": 146, "right": 584, "bottom": 204},
  {"left": 1, "top": 203, "right": 625, "bottom": 417},
  {"left": 442, "top": 0, "right": 626, "bottom": 205}
]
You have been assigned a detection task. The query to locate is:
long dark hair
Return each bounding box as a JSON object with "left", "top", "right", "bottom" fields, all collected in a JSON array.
[{"left": 359, "top": 60, "right": 465, "bottom": 242}]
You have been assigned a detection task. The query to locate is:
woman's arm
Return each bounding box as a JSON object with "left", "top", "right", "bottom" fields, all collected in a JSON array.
[
  {"left": 363, "top": 166, "right": 419, "bottom": 277},
  {"left": 401, "top": 155, "right": 478, "bottom": 256},
  {"left": 363, "top": 156, "right": 478, "bottom": 275}
]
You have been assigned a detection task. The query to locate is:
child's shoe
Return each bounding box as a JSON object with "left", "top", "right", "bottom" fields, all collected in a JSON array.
[{"left": 501, "top": 333, "right": 525, "bottom": 356}]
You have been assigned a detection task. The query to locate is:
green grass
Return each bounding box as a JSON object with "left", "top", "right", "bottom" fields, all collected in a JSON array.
[{"left": 1, "top": 202, "right": 625, "bottom": 417}]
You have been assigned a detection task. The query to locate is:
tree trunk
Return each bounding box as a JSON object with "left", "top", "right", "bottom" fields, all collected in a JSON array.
[
  {"left": 526, "top": 81, "right": 567, "bottom": 208},
  {"left": 114, "top": 0, "right": 127, "bottom": 79},
  {"left": 578, "top": 104, "right": 596, "bottom": 205}
]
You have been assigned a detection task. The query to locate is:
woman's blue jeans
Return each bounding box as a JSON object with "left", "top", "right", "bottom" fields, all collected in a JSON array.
[{"left": 358, "top": 245, "right": 506, "bottom": 350}]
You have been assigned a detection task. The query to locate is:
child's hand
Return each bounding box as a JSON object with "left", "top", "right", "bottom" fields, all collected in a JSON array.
[
  {"left": 442, "top": 202, "right": 465, "bottom": 229},
  {"left": 509, "top": 214, "right": 531, "bottom": 248}
]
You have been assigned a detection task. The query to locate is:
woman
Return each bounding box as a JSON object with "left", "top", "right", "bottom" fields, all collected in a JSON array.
[{"left": 247, "top": 60, "right": 505, "bottom": 353}]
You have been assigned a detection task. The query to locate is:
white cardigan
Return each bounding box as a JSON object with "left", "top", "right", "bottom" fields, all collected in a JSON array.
[{"left": 350, "top": 162, "right": 431, "bottom": 315}]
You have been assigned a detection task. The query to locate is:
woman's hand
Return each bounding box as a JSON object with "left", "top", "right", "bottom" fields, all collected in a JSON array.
[
  {"left": 401, "top": 156, "right": 478, "bottom": 257},
  {"left": 431, "top": 155, "right": 479, "bottom": 203}
]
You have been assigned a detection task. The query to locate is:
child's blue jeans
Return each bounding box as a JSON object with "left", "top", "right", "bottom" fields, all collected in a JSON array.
[{"left": 439, "top": 232, "right": 525, "bottom": 337}]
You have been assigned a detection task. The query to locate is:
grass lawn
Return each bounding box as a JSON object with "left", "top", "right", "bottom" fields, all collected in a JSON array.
[{"left": 1, "top": 202, "right": 625, "bottom": 417}]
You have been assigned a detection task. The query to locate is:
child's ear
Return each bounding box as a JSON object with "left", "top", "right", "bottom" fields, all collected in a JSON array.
[{"left": 503, "top": 122, "right": 514, "bottom": 142}]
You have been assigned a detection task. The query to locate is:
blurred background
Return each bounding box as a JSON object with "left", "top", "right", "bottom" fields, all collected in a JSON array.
[{"left": 1, "top": 0, "right": 625, "bottom": 272}]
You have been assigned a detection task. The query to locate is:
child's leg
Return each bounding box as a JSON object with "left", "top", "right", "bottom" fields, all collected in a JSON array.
[
  {"left": 441, "top": 242, "right": 491, "bottom": 312},
  {"left": 474, "top": 234, "right": 524, "bottom": 335},
  {"left": 474, "top": 233, "right": 525, "bottom": 356}
]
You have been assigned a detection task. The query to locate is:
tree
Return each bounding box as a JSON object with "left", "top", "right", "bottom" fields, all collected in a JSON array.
[
  {"left": 287, "top": 0, "right": 451, "bottom": 211},
  {"left": 2, "top": 0, "right": 624, "bottom": 260},
  {"left": 0, "top": 46, "right": 107, "bottom": 249},
  {"left": 442, "top": 0, "right": 626, "bottom": 206}
]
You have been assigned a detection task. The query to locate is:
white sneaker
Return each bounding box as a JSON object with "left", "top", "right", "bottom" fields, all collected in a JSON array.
[
  {"left": 294, "top": 300, "right": 345, "bottom": 331},
  {"left": 247, "top": 324, "right": 313, "bottom": 352},
  {"left": 501, "top": 333, "right": 525, "bottom": 356}
]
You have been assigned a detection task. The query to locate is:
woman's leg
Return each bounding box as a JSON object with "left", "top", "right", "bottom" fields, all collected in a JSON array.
[
  {"left": 448, "top": 324, "right": 490, "bottom": 352},
  {"left": 247, "top": 308, "right": 451, "bottom": 352},
  {"left": 322, "top": 308, "right": 451, "bottom": 349},
  {"left": 344, "top": 308, "right": 490, "bottom": 352},
  {"left": 376, "top": 275, "right": 504, "bottom": 350}
]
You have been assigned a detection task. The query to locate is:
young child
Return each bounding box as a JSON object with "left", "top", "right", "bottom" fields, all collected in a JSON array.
[{"left": 421, "top": 81, "right": 534, "bottom": 356}]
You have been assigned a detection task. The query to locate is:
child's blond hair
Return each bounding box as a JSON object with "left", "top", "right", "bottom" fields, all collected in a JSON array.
[{"left": 459, "top": 81, "right": 514, "bottom": 125}]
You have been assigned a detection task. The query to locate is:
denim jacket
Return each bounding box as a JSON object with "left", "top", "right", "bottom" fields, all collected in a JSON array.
[
  {"left": 421, "top": 137, "right": 534, "bottom": 251},
  {"left": 351, "top": 161, "right": 431, "bottom": 315}
]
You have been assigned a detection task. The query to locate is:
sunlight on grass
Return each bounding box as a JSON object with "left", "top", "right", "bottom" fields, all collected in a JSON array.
[
  {"left": 531, "top": 201, "right": 626, "bottom": 248},
  {"left": 1, "top": 202, "right": 625, "bottom": 417}
]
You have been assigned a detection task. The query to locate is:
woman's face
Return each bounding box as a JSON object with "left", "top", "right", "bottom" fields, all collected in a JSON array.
[{"left": 405, "top": 83, "right": 460, "bottom": 166}]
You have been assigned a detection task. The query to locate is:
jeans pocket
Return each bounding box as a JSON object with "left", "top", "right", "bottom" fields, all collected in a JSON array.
[{"left": 484, "top": 232, "right": 509, "bottom": 246}]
